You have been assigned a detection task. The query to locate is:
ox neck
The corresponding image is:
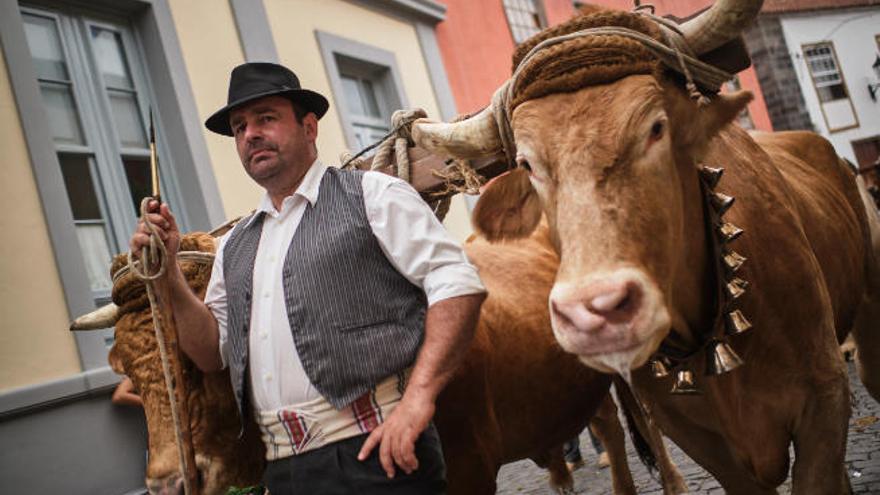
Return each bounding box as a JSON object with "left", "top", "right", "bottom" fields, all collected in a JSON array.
[{"left": 659, "top": 161, "right": 723, "bottom": 361}]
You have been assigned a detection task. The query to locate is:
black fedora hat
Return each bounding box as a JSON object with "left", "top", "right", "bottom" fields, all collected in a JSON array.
[{"left": 205, "top": 62, "right": 329, "bottom": 136}]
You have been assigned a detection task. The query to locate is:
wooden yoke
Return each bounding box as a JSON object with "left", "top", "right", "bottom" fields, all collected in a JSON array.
[{"left": 353, "top": 146, "right": 509, "bottom": 199}]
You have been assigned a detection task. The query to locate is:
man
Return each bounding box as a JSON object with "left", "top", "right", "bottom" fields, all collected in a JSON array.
[{"left": 130, "top": 62, "right": 486, "bottom": 494}]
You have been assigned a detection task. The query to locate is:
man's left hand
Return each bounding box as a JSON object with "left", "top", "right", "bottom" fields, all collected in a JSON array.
[{"left": 357, "top": 391, "right": 435, "bottom": 478}]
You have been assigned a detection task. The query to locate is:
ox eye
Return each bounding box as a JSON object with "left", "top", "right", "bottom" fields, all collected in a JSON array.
[{"left": 649, "top": 120, "right": 665, "bottom": 140}]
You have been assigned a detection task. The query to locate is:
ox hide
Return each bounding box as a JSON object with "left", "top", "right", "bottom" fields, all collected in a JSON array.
[
  {"left": 108, "top": 234, "right": 265, "bottom": 494},
  {"left": 409, "top": 6, "right": 880, "bottom": 494},
  {"left": 102, "top": 226, "right": 689, "bottom": 494},
  {"left": 471, "top": 82, "right": 879, "bottom": 493}
]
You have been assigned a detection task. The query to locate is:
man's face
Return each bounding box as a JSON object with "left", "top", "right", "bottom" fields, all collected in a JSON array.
[{"left": 229, "top": 95, "right": 318, "bottom": 187}]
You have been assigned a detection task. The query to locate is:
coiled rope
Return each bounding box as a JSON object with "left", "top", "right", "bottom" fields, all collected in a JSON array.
[
  {"left": 340, "top": 108, "right": 457, "bottom": 220},
  {"left": 126, "top": 196, "right": 197, "bottom": 495}
]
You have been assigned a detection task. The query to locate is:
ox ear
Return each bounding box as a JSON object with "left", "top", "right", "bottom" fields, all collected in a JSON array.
[
  {"left": 674, "top": 90, "right": 753, "bottom": 150},
  {"left": 473, "top": 168, "right": 541, "bottom": 241},
  {"left": 701, "top": 90, "right": 754, "bottom": 137}
]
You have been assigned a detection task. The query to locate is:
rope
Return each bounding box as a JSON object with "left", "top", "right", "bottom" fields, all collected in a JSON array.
[
  {"left": 340, "top": 108, "right": 427, "bottom": 171},
  {"left": 339, "top": 108, "right": 460, "bottom": 221},
  {"left": 126, "top": 197, "right": 194, "bottom": 495}
]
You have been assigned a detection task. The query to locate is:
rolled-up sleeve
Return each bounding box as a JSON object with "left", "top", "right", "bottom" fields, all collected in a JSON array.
[
  {"left": 363, "top": 172, "right": 486, "bottom": 306},
  {"left": 203, "top": 233, "right": 230, "bottom": 368}
]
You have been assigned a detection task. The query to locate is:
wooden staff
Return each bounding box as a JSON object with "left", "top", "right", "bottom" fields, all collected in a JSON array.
[{"left": 145, "top": 110, "right": 201, "bottom": 495}]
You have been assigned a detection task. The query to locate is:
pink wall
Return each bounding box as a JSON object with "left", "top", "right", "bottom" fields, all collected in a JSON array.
[
  {"left": 435, "top": 0, "right": 577, "bottom": 114},
  {"left": 435, "top": 0, "right": 772, "bottom": 130}
]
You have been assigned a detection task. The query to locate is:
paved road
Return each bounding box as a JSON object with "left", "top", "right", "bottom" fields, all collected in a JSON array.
[{"left": 496, "top": 362, "right": 880, "bottom": 494}]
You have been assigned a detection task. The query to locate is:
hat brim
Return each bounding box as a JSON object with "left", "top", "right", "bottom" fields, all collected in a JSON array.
[{"left": 204, "top": 88, "right": 330, "bottom": 136}]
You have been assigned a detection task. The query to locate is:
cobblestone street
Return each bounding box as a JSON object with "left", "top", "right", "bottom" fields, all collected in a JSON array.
[{"left": 496, "top": 363, "right": 880, "bottom": 494}]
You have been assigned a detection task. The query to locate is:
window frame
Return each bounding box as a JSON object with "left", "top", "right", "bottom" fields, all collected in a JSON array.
[
  {"left": 0, "top": 0, "right": 222, "bottom": 397},
  {"left": 801, "top": 41, "right": 859, "bottom": 133},
  {"left": 316, "top": 30, "right": 409, "bottom": 152},
  {"left": 502, "top": 0, "right": 547, "bottom": 45},
  {"left": 21, "top": 5, "right": 191, "bottom": 302}
]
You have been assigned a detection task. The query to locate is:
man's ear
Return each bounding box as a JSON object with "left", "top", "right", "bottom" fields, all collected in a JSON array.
[
  {"left": 302, "top": 112, "right": 318, "bottom": 141},
  {"left": 473, "top": 168, "right": 541, "bottom": 242},
  {"left": 671, "top": 90, "right": 753, "bottom": 152}
]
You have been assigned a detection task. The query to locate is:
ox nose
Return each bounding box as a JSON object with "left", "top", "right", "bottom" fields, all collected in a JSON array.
[
  {"left": 550, "top": 278, "right": 643, "bottom": 335},
  {"left": 146, "top": 475, "right": 184, "bottom": 495}
]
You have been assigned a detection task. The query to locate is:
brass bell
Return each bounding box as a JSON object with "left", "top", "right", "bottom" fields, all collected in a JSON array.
[
  {"left": 725, "top": 309, "right": 752, "bottom": 334},
  {"left": 718, "top": 222, "right": 744, "bottom": 243},
  {"left": 705, "top": 340, "right": 744, "bottom": 375},
  {"left": 710, "top": 192, "right": 735, "bottom": 216},
  {"left": 651, "top": 357, "right": 671, "bottom": 378},
  {"left": 726, "top": 277, "right": 749, "bottom": 300},
  {"left": 671, "top": 369, "right": 701, "bottom": 395},
  {"left": 722, "top": 250, "right": 747, "bottom": 273},
  {"left": 699, "top": 166, "right": 724, "bottom": 189}
]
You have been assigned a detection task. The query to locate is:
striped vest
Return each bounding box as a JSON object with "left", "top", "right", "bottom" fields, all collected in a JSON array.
[{"left": 223, "top": 167, "right": 427, "bottom": 421}]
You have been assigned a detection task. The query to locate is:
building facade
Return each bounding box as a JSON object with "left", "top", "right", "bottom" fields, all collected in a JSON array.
[
  {"left": 745, "top": 0, "right": 880, "bottom": 169},
  {"left": 436, "top": 0, "right": 774, "bottom": 132},
  {"left": 0, "top": 0, "right": 464, "bottom": 492}
]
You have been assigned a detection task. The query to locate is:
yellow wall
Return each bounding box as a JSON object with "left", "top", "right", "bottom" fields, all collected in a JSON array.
[
  {"left": 181, "top": 0, "right": 473, "bottom": 241},
  {"left": 168, "top": 0, "right": 250, "bottom": 221},
  {"left": 0, "top": 50, "right": 83, "bottom": 390},
  {"left": 264, "top": 0, "right": 473, "bottom": 241}
]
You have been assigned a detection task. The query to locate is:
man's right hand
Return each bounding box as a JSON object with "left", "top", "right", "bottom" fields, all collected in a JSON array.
[{"left": 129, "top": 199, "right": 181, "bottom": 262}]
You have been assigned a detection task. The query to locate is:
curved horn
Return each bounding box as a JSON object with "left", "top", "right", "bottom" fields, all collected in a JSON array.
[
  {"left": 70, "top": 302, "right": 120, "bottom": 331},
  {"left": 411, "top": 104, "right": 503, "bottom": 160},
  {"left": 680, "top": 0, "right": 764, "bottom": 56}
]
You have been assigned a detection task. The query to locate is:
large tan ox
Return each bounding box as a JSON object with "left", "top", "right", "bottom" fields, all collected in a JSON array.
[
  {"left": 411, "top": 2, "right": 880, "bottom": 493},
  {"left": 74, "top": 227, "right": 686, "bottom": 494}
]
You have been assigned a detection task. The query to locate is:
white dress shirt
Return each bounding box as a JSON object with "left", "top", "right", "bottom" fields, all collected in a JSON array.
[{"left": 204, "top": 160, "right": 485, "bottom": 412}]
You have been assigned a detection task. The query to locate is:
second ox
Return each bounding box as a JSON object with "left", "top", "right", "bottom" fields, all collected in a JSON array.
[{"left": 413, "top": 1, "right": 880, "bottom": 493}]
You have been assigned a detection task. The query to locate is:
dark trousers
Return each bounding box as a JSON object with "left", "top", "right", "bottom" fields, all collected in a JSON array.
[
  {"left": 263, "top": 423, "right": 447, "bottom": 494},
  {"left": 563, "top": 428, "right": 605, "bottom": 463}
]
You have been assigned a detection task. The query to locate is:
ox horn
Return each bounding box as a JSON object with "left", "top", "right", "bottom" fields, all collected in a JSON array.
[
  {"left": 411, "top": 104, "right": 503, "bottom": 160},
  {"left": 70, "top": 302, "right": 120, "bottom": 331},
  {"left": 680, "top": 0, "right": 764, "bottom": 56}
]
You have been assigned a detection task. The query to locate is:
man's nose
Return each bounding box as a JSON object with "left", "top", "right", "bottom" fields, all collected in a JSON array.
[{"left": 244, "top": 125, "right": 263, "bottom": 143}]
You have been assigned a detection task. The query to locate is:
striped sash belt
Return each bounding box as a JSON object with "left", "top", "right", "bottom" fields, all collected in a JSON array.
[{"left": 257, "top": 370, "right": 410, "bottom": 460}]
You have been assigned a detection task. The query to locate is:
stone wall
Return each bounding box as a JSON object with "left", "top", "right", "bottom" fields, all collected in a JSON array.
[{"left": 743, "top": 16, "right": 814, "bottom": 131}]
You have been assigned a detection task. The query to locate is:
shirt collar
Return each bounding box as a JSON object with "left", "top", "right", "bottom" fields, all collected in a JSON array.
[{"left": 245, "top": 159, "right": 326, "bottom": 227}]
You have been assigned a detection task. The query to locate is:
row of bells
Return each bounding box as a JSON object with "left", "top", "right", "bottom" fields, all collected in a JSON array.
[{"left": 649, "top": 166, "right": 752, "bottom": 395}]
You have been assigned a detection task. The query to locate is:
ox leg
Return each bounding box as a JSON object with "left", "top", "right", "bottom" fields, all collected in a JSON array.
[
  {"left": 639, "top": 418, "right": 687, "bottom": 495},
  {"left": 532, "top": 447, "right": 575, "bottom": 495},
  {"left": 853, "top": 179, "right": 880, "bottom": 403},
  {"left": 612, "top": 383, "right": 686, "bottom": 495},
  {"left": 588, "top": 395, "right": 637, "bottom": 495},
  {"left": 852, "top": 289, "right": 880, "bottom": 403},
  {"left": 791, "top": 368, "right": 851, "bottom": 495}
]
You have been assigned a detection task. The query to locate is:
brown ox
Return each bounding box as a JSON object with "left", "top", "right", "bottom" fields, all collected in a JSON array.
[
  {"left": 75, "top": 228, "right": 687, "bottom": 494},
  {"left": 411, "top": 2, "right": 880, "bottom": 493}
]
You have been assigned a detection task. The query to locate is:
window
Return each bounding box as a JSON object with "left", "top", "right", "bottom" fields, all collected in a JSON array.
[
  {"left": 724, "top": 76, "right": 754, "bottom": 130},
  {"left": 803, "top": 43, "right": 849, "bottom": 103},
  {"left": 338, "top": 58, "right": 392, "bottom": 150},
  {"left": 21, "top": 6, "right": 164, "bottom": 303},
  {"left": 503, "top": 0, "right": 546, "bottom": 44},
  {"left": 316, "top": 31, "right": 408, "bottom": 152},
  {"left": 801, "top": 41, "right": 858, "bottom": 132}
]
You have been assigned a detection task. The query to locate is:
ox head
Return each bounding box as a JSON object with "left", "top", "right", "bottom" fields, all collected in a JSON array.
[
  {"left": 74, "top": 234, "right": 264, "bottom": 494},
  {"left": 413, "top": 1, "right": 758, "bottom": 374}
]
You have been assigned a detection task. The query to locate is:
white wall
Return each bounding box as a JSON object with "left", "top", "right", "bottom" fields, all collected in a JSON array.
[{"left": 779, "top": 6, "right": 880, "bottom": 163}]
